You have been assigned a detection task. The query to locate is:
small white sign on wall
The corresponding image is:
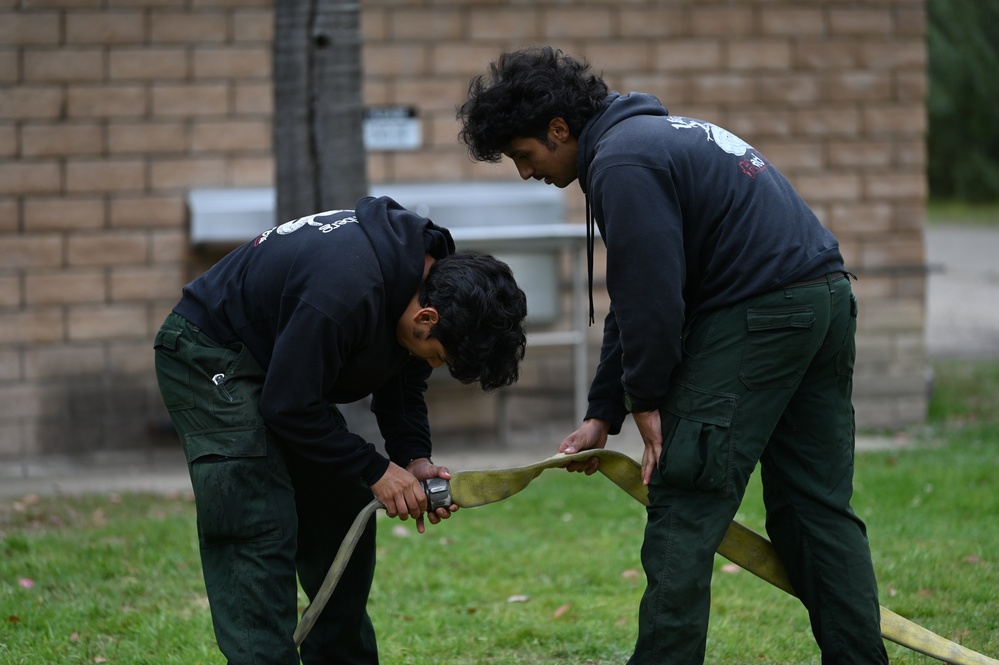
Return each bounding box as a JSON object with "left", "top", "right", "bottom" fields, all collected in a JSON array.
[{"left": 363, "top": 106, "right": 421, "bottom": 151}]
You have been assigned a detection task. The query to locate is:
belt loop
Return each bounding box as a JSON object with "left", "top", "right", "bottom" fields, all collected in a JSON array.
[{"left": 826, "top": 272, "right": 835, "bottom": 293}]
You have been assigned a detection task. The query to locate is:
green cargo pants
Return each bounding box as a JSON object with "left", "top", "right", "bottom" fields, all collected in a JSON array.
[
  {"left": 154, "top": 312, "right": 378, "bottom": 665},
  {"left": 629, "top": 275, "right": 888, "bottom": 665}
]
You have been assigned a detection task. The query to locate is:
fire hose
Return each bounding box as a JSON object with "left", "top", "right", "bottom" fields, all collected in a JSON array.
[{"left": 294, "top": 449, "right": 998, "bottom": 664}]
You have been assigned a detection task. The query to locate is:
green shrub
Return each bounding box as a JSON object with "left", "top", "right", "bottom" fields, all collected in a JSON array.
[{"left": 928, "top": 0, "right": 999, "bottom": 202}]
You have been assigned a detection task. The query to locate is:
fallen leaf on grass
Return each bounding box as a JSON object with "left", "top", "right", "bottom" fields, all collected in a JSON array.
[
  {"left": 553, "top": 603, "right": 571, "bottom": 618},
  {"left": 391, "top": 525, "right": 409, "bottom": 538},
  {"left": 720, "top": 564, "right": 740, "bottom": 574},
  {"left": 18, "top": 578, "right": 34, "bottom": 588},
  {"left": 14, "top": 494, "right": 41, "bottom": 512},
  {"left": 507, "top": 595, "right": 530, "bottom": 603},
  {"left": 7, "top": 615, "right": 20, "bottom": 623},
  {"left": 620, "top": 568, "right": 640, "bottom": 581},
  {"left": 963, "top": 555, "right": 981, "bottom": 564}
]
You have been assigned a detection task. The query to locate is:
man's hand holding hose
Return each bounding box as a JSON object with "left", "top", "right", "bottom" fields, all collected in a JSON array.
[
  {"left": 557, "top": 418, "right": 610, "bottom": 475},
  {"left": 557, "top": 412, "right": 663, "bottom": 486},
  {"left": 370, "top": 457, "right": 458, "bottom": 534}
]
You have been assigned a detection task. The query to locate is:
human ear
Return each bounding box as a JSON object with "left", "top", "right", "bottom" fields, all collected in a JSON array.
[
  {"left": 548, "top": 117, "right": 570, "bottom": 142},
  {"left": 416, "top": 307, "right": 439, "bottom": 325}
]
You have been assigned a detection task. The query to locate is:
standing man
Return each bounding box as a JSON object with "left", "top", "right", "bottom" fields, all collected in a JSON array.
[
  {"left": 457, "top": 46, "right": 888, "bottom": 664},
  {"left": 154, "top": 195, "right": 527, "bottom": 664}
]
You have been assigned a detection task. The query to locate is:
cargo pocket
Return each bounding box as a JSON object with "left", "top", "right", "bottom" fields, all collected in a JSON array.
[
  {"left": 207, "top": 342, "right": 265, "bottom": 419},
  {"left": 740, "top": 306, "right": 815, "bottom": 390},
  {"left": 154, "top": 326, "right": 194, "bottom": 411},
  {"left": 186, "top": 427, "right": 284, "bottom": 547},
  {"left": 658, "top": 386, "right": 737, "bottom": 496}
]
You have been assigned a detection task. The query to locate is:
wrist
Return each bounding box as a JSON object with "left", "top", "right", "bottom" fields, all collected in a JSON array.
[
  {"left": 583, "top": 418, "right": 611, "bottom": 436},
  {"left": 405, "top": 457, "right": 433, "bottom": 471}
]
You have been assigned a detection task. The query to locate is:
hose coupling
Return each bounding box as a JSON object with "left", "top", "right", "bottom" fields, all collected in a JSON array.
[{"left": 421, "top": 477, "right": 452, "bottom": 512}]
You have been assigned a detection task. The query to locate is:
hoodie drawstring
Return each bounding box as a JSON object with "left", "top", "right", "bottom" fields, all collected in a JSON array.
[{"left": 585, "top": 196, "right": 595, "bottom": 325}]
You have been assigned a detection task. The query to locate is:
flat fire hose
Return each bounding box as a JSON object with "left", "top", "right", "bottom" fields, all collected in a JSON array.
[{"left": 294, "top": 450, "right": 998, "bottom": 664}]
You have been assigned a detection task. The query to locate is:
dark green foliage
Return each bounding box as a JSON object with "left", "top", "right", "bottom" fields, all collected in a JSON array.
[{"left": 928, "top": 0, "right": 999, "bottom": 201}]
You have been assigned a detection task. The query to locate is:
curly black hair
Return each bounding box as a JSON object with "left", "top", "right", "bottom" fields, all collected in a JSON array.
[
  {"left": 420, "top": 252, "right": 527, "bottom": 391},
  {"left": 456, "top": 46, "right": 610, "bottom": 163}
]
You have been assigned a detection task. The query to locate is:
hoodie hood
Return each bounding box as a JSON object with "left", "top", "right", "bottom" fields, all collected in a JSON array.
[
  {"left": 578, "top": 92, "right": 670, "bottom": 193},
  {"left": 355, "top": 195, "right": 456, "bottom": 322}
]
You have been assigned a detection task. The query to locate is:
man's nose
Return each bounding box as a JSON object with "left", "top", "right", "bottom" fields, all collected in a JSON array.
[{"left": 516, "top": 163, "right": 533, "bottom": 180}]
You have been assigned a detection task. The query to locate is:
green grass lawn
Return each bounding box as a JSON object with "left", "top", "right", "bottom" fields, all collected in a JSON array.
[
  {"left": 927, "top": 200, "right": 999, "bottom": 226},
  {"left": 2, "top": 361, "right": 997, "bottom": 664}
]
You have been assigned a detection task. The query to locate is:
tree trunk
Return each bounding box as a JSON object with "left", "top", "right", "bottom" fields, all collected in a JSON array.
[
  {"left": 273, "top": 0, "right": 368, "bottom": 223},
  {"left": 273, "top": 0, "right": 379, "bottom": 442}
]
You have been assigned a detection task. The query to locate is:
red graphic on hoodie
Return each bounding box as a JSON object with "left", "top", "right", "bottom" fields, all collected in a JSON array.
[{"left": 739, "top": 153, "right": 768, "bottom": 179}]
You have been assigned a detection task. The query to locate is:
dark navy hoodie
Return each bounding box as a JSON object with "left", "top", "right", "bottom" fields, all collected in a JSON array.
[
  {"left": 577, "top": 93, "right": 845, "bottom": 432},
  {"left": 173, "top": 196, "right": 455, "bottom": 484}
]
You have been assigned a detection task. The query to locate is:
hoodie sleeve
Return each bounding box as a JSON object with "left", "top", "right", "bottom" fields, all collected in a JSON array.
[
  {"left": 590, "top": 161, "right": 687, "bottom": 409},
  {"left": 370, "top": 356, "right": 434, "bottom": 465},
  {"left": 584, "top": 304, "right": 628, "bottom": 434},
  {"left": 258, "top": 294, "right": 390, "bottom": 486}
]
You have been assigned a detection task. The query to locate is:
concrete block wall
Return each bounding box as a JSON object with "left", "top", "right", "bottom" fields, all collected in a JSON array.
[
  {"left": 0, "top": 0, "right": 275, "bottom": 465},
  {"left": 0, "top": 0, "right": 927, "bottom": 466}
]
